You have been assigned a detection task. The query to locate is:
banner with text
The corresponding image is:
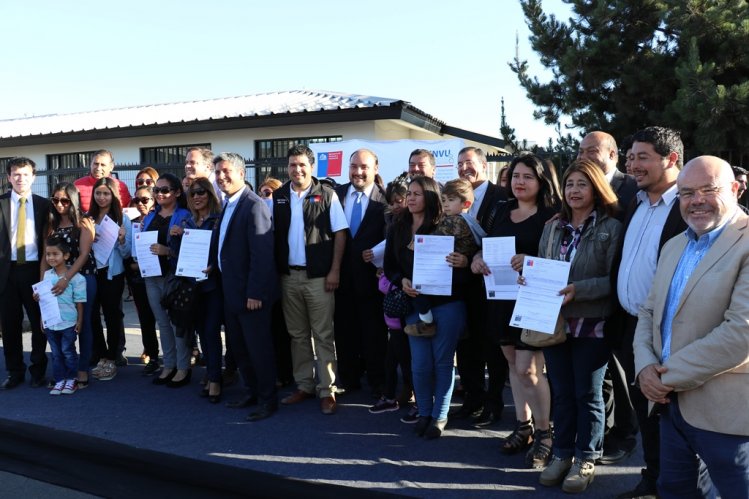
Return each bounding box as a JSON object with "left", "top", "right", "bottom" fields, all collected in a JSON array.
[{"left": 309, "top": 138, "right": 464, "bottom": 186}]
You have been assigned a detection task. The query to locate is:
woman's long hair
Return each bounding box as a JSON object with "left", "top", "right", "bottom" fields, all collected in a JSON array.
[
  {"left": 559, "top": 159, "right": 619, "bottom": 221},
  {"left": 48, "top": 182, "right": 85, "bottom": 234},
  {"left": 187, "top": 177, "right": 221, "bottom": 219},
  {"left": 506, "top": 153, "right": 561, "bottom": 210},
  {"left": 88, "top": 177, "right": 123, "bottom": 225},
  {"left": 390, "top": 176, "right": 443, "bottom": 254}
]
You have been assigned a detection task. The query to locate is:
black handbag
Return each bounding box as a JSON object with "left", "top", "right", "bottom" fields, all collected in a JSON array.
[
  {"left": 382, "top": 283, "right": 412, "bottom": 318},
  {"left": 161, "top": 273, "right": 198, "bottom": 329}
]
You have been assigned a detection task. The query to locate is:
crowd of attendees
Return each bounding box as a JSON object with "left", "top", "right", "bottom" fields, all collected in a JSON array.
[{"left": 2, "top": 131, "right": 748, "bottom": 498}]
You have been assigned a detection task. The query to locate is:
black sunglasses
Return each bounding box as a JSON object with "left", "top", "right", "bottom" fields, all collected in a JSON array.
[
  {"left": 51, "top": 197, "right": 71, "bottom": 206},
  {"left": 134, "top": 197, "right": 153, "bottom": 204},
  {"left": 260, "top": 189, "right": 273, "bottom": 197},
  {"left": 189, "top": 188, "right": 208, "bottom": 198},
  {"left": 152, "top": 187, "right": 174, "bottom": 195},
  {"left": 136, "top": 178, "right": 155, "bottom": 186}
]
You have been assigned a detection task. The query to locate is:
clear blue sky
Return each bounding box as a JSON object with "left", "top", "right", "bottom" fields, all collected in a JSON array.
[{"left": 0, "top": 0, "right": 571, "bottom": 145}]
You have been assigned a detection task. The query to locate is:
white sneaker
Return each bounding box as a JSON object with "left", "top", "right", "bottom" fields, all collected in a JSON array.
[
  {"left": 49, "top": 380, "right": 65, "bottom": 396},
  {"left": 61, "top": 379, "right": 77, "bottom": 395},
  {"left": 562, "top": 459, "right": 595, "bottom": 493},
  {"left": 91, "top": 359, "right": 106, "bottom": 377},
  {"left": 539, "top": 455, "right": 573, "bottom": 486}
]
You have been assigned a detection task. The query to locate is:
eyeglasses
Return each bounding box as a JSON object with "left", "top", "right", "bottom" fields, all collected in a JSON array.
[
  {"left": 260, "top": 189, "right": 273, "bottom": 198},
  {"left": 136, "top": 178, "right": 155, "bottom": 186},
  {"left": 134, "top": 197, "right": 153, "bottom": 204},
  {"left": 189, "top": 188, "right": 207, "bottom": 198},
  {"left": 152, "top": 187, "right": 174, "bottom": 195},
  {"left": 51, "top": 197, "right": 71, "bottom": 206}
]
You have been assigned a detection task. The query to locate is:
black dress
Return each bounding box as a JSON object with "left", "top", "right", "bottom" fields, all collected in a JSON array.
[{"left": 485, "top": 201, "right": 557, "bottom": 349}]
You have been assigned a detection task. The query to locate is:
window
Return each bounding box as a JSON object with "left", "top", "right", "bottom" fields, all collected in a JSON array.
[
  {"left": 44, "top": 151, "right": 99, "bottom": 194},
  {"left": 140, "top": 143, "right": 211, "bottom": 166},
  {"left": 255, "top": 136, "right": 342, "bottom": 181}
]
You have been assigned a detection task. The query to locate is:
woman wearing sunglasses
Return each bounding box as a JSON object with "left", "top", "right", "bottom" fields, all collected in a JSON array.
[
  {"left": 88, "top": 177, "right": 132, "bottom": 382},
  {"left": 168, "top": 177, "right": 224, "bottom": 402},
  {"left": 140, "top": 174, "right": 192, "bottom": 387},
  {"left": 44, "top": 183, "right": 97, "bottom": 389},
  {"left": 134, "top": 166, "right": 159, "bottom": 191},
  {"left": 124, "top": 185, "right": 160, "bottom": 376}
]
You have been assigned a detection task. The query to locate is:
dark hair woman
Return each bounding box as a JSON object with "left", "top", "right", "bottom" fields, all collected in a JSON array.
[
  {"left": 88, "top": 177, "right": 132, "bottom": 382},
  {"left": 44, "top": 182, "right": 97, "bottom": 389}
]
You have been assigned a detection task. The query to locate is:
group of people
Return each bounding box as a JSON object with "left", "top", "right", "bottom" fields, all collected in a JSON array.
[{"left": 1, "top": 130, "right": 747, "bottom": 498}]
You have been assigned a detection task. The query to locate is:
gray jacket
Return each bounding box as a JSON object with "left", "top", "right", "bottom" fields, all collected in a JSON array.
[{"left": 538, "top": 211, "right": 622, "bottom": 319}]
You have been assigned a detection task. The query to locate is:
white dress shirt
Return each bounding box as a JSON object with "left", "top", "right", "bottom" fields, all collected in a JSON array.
[{"left": 288, "top": 185, "right": 348, "bottom": 266}]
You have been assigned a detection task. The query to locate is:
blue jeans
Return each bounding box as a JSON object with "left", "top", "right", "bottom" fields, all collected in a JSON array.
[
  {"left": 145, "top": 276, "right": 190, "bottom": 370},
  {"left": 544, "top": 336, "right": 610, "bottom": 461},
  {"left": 77, "top": 273, "right": 97, "bottom": 373},
  {"left": 408, "top": 300, "right": 466, "bottom": 420},
  {"left": 46, "top": 326, "right": 78, "bottom": 382},
  {"left": 659, "top": 395, "right": 749, "bottom": 499}
]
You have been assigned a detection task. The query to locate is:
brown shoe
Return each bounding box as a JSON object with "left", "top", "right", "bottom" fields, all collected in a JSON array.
[
  {"left": 320, "top": 395, "right": 337, "bottom": 415},
  {"left": 281, "top": 389, "right": 315, "bottom": 405}
]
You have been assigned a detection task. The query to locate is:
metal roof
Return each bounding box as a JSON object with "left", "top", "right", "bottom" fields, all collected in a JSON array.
[{"left": 0, "top": 90, "right": 436, "bottom": 139}]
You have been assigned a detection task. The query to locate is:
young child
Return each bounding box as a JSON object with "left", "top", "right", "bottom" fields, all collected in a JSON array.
[
  {"left": 37, "top": 236, "right": 87, "bottom": 395},
  {"left": 404, "top": 178, "right": 483, "bottom": 336}
]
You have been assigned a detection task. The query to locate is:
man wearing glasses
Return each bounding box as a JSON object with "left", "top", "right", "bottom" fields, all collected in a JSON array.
[
  {"left": 185, "top": 147, "right": 223, "bottom": 203},
  {"left": 74, "top": 149, "right": 131, "bottom": 212}
]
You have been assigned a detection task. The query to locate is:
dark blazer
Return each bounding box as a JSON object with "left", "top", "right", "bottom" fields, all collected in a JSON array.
[
  {"left": 335, "top": 182, "right": 387, "bottom": 295},
  {"left": 611, "top": 170, "right": 639, "bottom": 215},
  {"left": 606, "top": 192, "right": 687, "bottom": 344},
  {"left": 215, "top": 186, "right": 279, "bottom": 314},
  {"left": 474, "top": 181, "right": 508, "bottom": 230},
  {"left": 0, "top": 192, "right": 50, "bottom": 295}
]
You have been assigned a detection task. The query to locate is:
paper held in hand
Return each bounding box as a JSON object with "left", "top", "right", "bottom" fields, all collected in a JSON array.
[{"left": 509, "top": 256, "right": 571, "bottom": 334}]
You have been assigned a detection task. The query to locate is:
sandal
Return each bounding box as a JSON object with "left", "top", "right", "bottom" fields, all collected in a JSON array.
[
  {"left": 526, "top": 427, "right": 553, "bottom": 468},
  {"left": 501, "top": 419, "right": 534, "bottom": 455}
]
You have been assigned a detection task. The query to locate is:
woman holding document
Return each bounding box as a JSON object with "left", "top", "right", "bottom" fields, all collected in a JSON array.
[
  {"left": 384, "top": 176, "right": 472, "bottom": 440},
  {"left": 532, "top": 159, "right": 622, "bottom": 493},
  {"left": 471, "top": 154, "right": 560, "bottom": 468},
  {"left": 45, "top": 182, "right": 98, "bottom": 388},
  {"left": 168, "top": 177, "right": 224, "bottom": 402},
  {"left": 88, "top": 178, "right": 132, "bottom": 382},
  {"left": 141, "top": 174, "right": 192, "bottom": 387}
]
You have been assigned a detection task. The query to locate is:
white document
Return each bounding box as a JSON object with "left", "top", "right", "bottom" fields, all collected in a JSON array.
[
  {"left": 175, "top": 229, "right": 212, "bottom": 280},
  {"left": 131, "top": 222, "right": 141, "bottom": 260},
  {"left": 482, "top": 237, "right": 519, "bottom": 300},
  {"left": 134, "top": 231, "right": 162, "bottom": 277},
  {"left": 370, "top": 239, "right": 386, "bottom": 269},
  {"left": 509, "top": 256, "right": 571, "bottom": 334},
  {"left": 123, "top": 207, "right": 140, "bottom": 221},
  {"left": 412, "top": 234, "right": 454, "bottom": 296},
  {"left": 92, "top": 215, "right": 119, "bottom": 269},
  {"left": 32, "top": 280, "right": 63, "bottom": 329}
]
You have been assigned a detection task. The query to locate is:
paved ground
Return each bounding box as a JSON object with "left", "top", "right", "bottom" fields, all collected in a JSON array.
[{"left": 0, "top": 298, "right": 644, "bottom": 497}]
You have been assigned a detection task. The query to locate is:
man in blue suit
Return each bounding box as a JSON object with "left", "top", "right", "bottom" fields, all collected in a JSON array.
[{"left": 214, "top": 152, "right": 279, "bottom": 421}]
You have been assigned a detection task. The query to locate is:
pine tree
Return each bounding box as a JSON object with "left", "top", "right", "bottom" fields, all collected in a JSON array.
[{"left": 512, "top": 0, "right": 749, "bottom": 162}]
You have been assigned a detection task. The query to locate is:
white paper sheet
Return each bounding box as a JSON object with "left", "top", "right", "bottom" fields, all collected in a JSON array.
[
  {"left": 32, "top": 280, "right": 63, "bottom": 329},
  {"left": 123, "top": 207, "right": 140, "bottom": 221},
  {"left": 482, "top": 237, "right": 519, "bottom": 300},
  {"left": 509, "top": 256, "right": 571, "bottom": 334},
  {"left": 370, "top": 239, "right": 386, "bottom": 269},
  {"left": 175, "top": 229, "right": 212, "bottom": 280},
  {"left": 412, "top": 234, "right": 454, "bottom": 296},
  {"left": 92, "top": 215, "right": 119, "bottom": 269},
  {"left": 134, "top": 231, "right": 162, "bottom": 277},
  {"left": 130, "top": 222, "right": 141, "bottom": 260}
]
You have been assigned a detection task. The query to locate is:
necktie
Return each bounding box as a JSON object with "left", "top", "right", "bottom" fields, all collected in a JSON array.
[
  {"left": 17, "top": 197, "right": 27, "bottom": 264},
  {"left": 350, "top": 192, "right": 363, "bottom": 237}
]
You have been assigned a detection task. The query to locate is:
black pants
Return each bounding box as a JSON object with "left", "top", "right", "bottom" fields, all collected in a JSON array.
[
  {"left": 91, "top": 270, "right": 125, "bottom": 361},
  {"left": 1, "top": 262, "right": 47, "bottom": 380},
  {"left": 383, "top": 328, "right": 412, "bottom": 400},
  {"left": 127, "top": 277, "right": 158, "bottom": 360}
]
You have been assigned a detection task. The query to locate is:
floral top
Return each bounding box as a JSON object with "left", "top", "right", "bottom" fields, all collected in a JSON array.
[{"left": 53, "top": 224, "right": 96, "bottom": 276}]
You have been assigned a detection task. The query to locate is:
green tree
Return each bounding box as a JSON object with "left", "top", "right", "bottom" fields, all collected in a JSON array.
[{"left": 512, "top": 0, "right": 749, "bottom": 162}]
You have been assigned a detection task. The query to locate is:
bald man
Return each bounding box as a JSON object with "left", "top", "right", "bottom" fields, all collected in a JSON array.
[
  {"left": 633, "top": 156, "right": 749, "bottom": 498},
  {"left": 578, "top": 131, "right": 638, "bottom": 211}
]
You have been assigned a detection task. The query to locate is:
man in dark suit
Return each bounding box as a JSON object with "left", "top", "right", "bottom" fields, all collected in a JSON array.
[
  {"left": 451, "top": 147, "right": 509, "bottom": 424},
  {"left": 1, "top": 157, "right": 52, "bottom": 389},
  {"left": 578, "top": 131, "right": 638, "bottom": 211},
  {"left": 613, "top": 127, "right": 686, "bottom": 499},
  {"left": 214, "top": 152, "right": 278, "bottom": 421},
  {"left": 334, "top": 149, "right": 388, "bottom": 395}
]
